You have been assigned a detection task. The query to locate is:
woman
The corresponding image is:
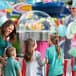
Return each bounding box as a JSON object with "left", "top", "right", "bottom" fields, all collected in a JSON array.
[{"left": 0, "top": 20, "right": 16, "bottom": 75}]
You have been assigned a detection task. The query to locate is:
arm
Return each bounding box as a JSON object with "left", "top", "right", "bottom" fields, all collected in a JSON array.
[
  {"left": 36, "top": 52, "right": 45, "bottom": 66},
  {"left": 15, "top": 61, "right": 22, "bottom": 76},
  {"left": 0, "top": 56, "right": 6, "bottom": 65},
  {"left": 45, "top": 48, "right": 49, "bottom": 64},
  {"left": 36, "top": 48, "right": 50, "bottom": 66},
  {"left": 60, "top": 48, "right": 64, "bottom": 64},
  {"left": 3, "top": 48, "right": 7, "bottom": 58},
  {"left": 45, "top": 58, "right": 48, "bottom": 64},
  {"left": 17, "top": 70, "right": 22, "bottom": 76}
]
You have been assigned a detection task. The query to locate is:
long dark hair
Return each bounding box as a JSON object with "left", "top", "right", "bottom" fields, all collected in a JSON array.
[
  {"left": 24, "top": 39, "right": 35, "bottom": 62},
  {"left": 1, "top": 20, "right": 16, "bottom": 42},
  {"left": 50, "top": 34, "right": 61, "bottom": 58}
]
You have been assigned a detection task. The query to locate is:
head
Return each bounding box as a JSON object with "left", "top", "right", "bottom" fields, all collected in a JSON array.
[
  {"left": 1, "top": 20, "right": 16, "bottom": 41},
  {"left": 24, "top": 39, "right": 37, "bottom": 62},
  {"left": 69, "top": 7, "right": 76, "bottom": 16},
  {"left": 48, "top": 34, "right": 58, "bottom": 46},
  {"left": 68, "top": 0, "right": 76, "bottom": 16},
  {"left": 48, "top": 34, "right": 61, "bottom": 58},
  {"left": 6, "top": 47, "right": 16, "bottom": 58}
]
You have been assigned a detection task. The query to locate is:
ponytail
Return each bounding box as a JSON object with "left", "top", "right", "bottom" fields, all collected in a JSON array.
[
  {"left": 50, "top": 34, "right": 61, "bottom": 58},
  {"left": 55, "top": 35, "right": 61, "bottom": 58}
]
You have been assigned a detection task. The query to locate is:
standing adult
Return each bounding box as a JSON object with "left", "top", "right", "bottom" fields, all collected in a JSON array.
[
  {"left": 0, "top": 19, "right": 16, "bottom": 75},
  {"left": 64, "top": 0, "right": 76, "bottom": 58}
]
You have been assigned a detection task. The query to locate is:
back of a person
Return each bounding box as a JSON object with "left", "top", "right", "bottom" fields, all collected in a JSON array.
[
  {"left": 47, "top": 45, "right": 63, "bottom": 76},
  {"left": 26, "top": 51, "right": 43, "bottom": 76},
  {"left": 4, "top": 57, "right": 18, "bottom": 76},
  {"left": 24, "top": 39, "right": 43, "bottom": 76}
]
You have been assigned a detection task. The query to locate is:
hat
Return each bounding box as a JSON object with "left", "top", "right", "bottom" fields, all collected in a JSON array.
[
  {"left": 71, "top": 0, "right": 76, "bottom": 8},
  {"left": 0, "top": 15, "right": 8, "bottom": 27}
]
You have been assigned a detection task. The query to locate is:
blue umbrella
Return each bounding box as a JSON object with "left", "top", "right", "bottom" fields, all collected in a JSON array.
[{"left": 0, "top": 0, "right": 11, "bottom": 10}]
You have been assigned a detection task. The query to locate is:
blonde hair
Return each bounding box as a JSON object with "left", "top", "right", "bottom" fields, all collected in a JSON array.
[{"left": 6, "top": 47, "right": 16, "bottom": 57}]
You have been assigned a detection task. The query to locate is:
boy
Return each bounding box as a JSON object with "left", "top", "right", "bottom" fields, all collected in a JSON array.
[{"left": 4, "top": 47, "right": 22, "bottom": 76}]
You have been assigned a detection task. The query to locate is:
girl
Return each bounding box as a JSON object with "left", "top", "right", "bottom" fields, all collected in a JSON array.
[
  {"left": 45, "top": 34, "right": 64, "bottom": 76},
  {"left": 24, "top": 39, "right": 44, "bottom": 76}
]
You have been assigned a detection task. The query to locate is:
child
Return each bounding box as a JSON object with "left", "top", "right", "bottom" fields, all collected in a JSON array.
[
  {"left": 45, "top": 34, "right": 64, "bottom": 76},
  {"left": 24, "top": 39, "right": 44, "bottom": 76},
  {"left": 4, "top": 46, "right": 22, "bottom": 76}
]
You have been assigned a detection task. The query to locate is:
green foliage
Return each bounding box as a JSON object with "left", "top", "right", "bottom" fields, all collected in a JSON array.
[{"left": 12, "top": 39, "right": 21, "bottom": 53}]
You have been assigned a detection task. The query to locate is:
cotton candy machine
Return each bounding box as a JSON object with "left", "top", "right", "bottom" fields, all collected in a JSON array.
[{"left": 16, "top": 10, "right": 56, "bottom": 57}]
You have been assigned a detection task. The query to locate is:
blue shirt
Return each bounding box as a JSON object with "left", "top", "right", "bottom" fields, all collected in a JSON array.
[
  {"left": 46, "top": 45, "right": 64, "bottom": 76},
  {"left": 4, "top": 57, "right": 21, "bottom": 76}
]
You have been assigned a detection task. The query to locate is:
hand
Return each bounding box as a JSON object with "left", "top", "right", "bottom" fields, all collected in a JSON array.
[
  {"left": 45, "top": 58, "right": 48, "bottom": 64},
  {"left": 0, "top": 57, "right": 6, "bottom": 65}
]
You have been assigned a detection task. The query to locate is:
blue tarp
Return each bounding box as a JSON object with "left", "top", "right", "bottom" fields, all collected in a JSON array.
[{"left": 32, "top": 2, "right": 70, "bottom": 17}]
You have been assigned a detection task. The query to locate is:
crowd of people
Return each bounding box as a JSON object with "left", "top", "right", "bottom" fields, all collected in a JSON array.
[
  {"left": 0, "top": 0, "right": 76, "bottom": 76},
  {"left": 0, "top": 19, "right": 64, "bottom": 76}
]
